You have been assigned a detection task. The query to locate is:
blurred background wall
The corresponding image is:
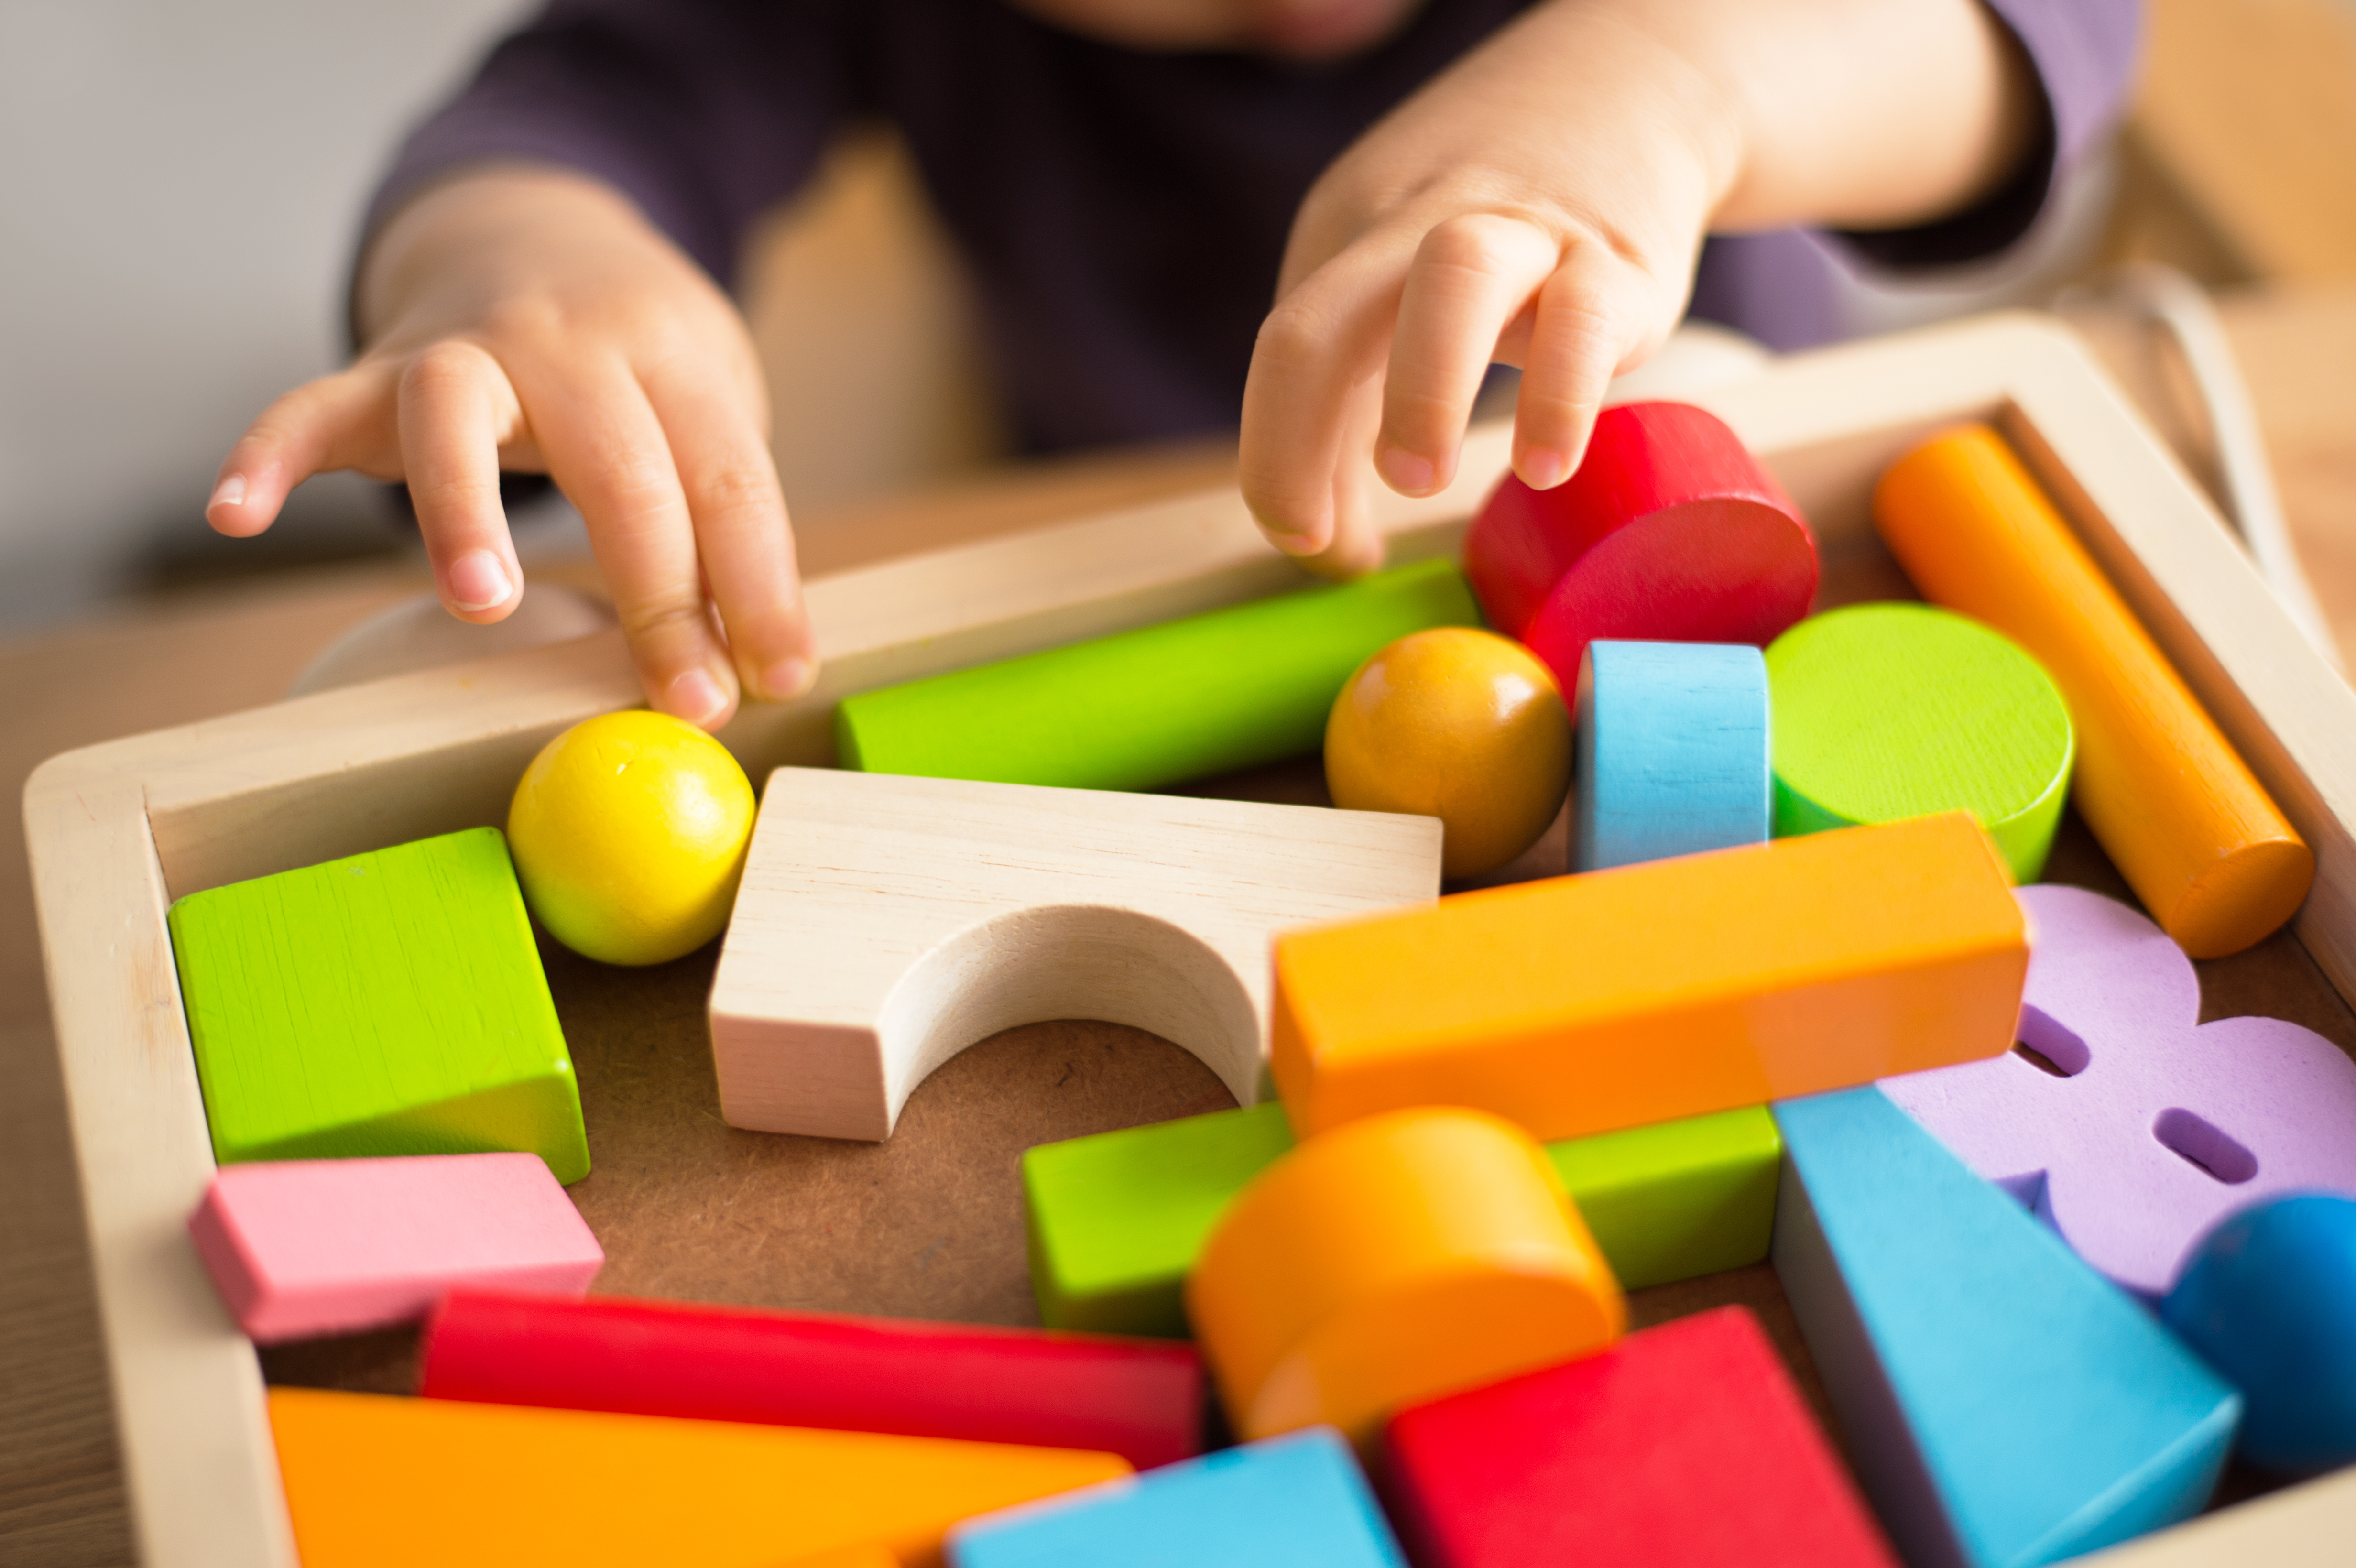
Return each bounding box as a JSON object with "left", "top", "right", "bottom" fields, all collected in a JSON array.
[{"left": 0, "top": 0, "right": 540, "bottom": 627}]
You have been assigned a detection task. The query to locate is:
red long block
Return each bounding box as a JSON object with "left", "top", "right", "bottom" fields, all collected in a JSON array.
[
  {"left": 418, "top": 1290, "right": 1204, "bottom": 1470},
  {"left": 1385, "top": 1306, "right": 1897, "bottom": 1568},
  {"left": 1463, "top": 401, "right": 1816, "bottom": 690}
]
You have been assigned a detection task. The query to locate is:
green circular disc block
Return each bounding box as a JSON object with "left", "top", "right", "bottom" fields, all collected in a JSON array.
[{"left": 1766, "top": 602, "right": 2075, "bottom": 882}]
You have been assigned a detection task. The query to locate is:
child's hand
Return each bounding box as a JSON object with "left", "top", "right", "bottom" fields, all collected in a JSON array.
[
  {"left": 207, "top": 168, "right": 816, "bottom": 730},
  {"left": 1241, "top": 0, "right": 2035, "bottom": 575}
]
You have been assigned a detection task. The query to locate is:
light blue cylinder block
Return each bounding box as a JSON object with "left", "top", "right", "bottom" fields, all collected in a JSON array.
[{"left": 1574, "top": 641, "right": 1771, "bottom": 872}]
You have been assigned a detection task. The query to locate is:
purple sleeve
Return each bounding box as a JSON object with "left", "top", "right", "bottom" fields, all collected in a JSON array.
[
  {"left": 360, "top": 0, "right": 857, "bottom": 291},
  {"left": 1691, "top": 0, "right": 2142, "bottom": 349}
]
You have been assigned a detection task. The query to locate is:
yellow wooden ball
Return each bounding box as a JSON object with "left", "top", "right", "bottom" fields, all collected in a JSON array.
[
  {"left": 1325, "top": 627, "right": 1571, "bottom": 879},
  {"left": 507, "top": 711, "right": 757, "bottom": 966}
]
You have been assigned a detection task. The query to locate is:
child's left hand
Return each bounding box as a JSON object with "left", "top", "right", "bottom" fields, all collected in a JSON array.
[{"left": 1239, "top": 0, "right": 2036, "bottom": 575}]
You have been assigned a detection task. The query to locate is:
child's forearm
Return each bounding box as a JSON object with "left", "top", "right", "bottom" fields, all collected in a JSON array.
[{"left": 1616, "top": 0, "right": 2039, "bottom": 235}]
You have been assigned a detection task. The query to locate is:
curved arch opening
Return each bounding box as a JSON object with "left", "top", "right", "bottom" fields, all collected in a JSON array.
[{"left": 875, "top": 904, "right": 1262, "bottom": 1124}]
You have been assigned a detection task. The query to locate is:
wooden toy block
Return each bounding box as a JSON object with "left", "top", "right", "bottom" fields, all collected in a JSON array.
[
  {"left": 1023, "top": 1103, "right": 1777, "bottom": 1335},
  {"left": 1385, "top": 1306, "right": 1898, "bottom": 1568},
  {"left": 1874, "top": 425, "right": 2311, "bottom": 956},
  {"left": 1883, "top": 884, "right": 2356, "bottom": 1298},
  {"left": 1766, "top": 603, "right": 2074, "bottom": 883},
  {"left": 1541, "top": 1105, "right": 1780, "bottom": 1288},
  {"left": 834, "top": 558, "right": 1479, "bottom": 791},
  {"left": 1323, "top": 627, "right": 1571, "bottom": 880},
  {"left": 267, "top": 1386, "right": 1130, "bottom": 1568},
  {"left": 947, "top": 1426, "right": 1407, "bottom": 1568},
  {"left": 707, "top": 768, "right": 1440, "bottom": 1140},
  {"left": 419, "top": 1288, "right": 1204, "bottom": 1470},
  {"left": 2163, "top": 1194, "right": 2356, "bottom": 1475},
  {"left": 1025, "top": 1102, "right": 1298, "bottom": 1337},
  {"left": 167, "top": 826, "right": 589, "bottom": 1181},
  {"left": 1463, "top": 401, "right": 1817, "bottom": 691},
  {"left": 1186, "top": 1107, "right": 1624, "bottom": 1446},
  {"left": 1273, "top": 812, "right": 2026, "bottom": 1143},
  {"left": 1772, "top": 1087, "right": 2241, "bottom": 1568},
  {"left": 188, "top": 1154, "right": 600, "bottom": 1343},
  {"left": 1573, "top": 640, "right": 1770, "bottom": 872}
]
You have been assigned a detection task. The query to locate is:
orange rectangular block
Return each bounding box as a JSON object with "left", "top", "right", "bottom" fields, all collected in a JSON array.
[
  {"left": 1272, "top": 813, "right": 2027, "bottom": 1142},
  {"left": 267, "top": 1387, "right": 1127, "bottom": 1568}
]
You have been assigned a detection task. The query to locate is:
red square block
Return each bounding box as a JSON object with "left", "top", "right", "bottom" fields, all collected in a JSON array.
[{"left": 1385, "top": 1305, "right": 1896, "bottom": 1567}]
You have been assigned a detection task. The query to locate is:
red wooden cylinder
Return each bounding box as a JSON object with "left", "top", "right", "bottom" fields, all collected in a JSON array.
[
  {"left": 418, "top": 1289, "right": 1206, "bottom": 1470},
  {"left": 1464, "top": 401, "right": 1817, "bottom": 689}
]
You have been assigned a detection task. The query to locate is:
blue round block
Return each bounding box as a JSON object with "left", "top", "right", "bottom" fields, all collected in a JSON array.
[
  {"left": 2161, "top": 1193, "right": 2356, "bottom": 1474},
  {"left": 1574, "top": 641, "right": 1771, "bottom": 873}
]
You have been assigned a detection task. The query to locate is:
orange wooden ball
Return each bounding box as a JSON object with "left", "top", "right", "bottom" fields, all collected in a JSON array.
[{"left": 1324, "top": 627, "right": 1571, "bottom": 879}]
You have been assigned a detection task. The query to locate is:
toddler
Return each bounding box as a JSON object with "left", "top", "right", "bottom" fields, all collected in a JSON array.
[{"left": 206, "top": 0, "right": 2136, "bottom": 727}]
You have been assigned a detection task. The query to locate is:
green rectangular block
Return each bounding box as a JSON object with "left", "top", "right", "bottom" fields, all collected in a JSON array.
[
  {"left": 835, "top": 557, "right": 1482, "bottom": 791},
  {"left": 168, "top": 826, "right": 589, "bottom": 1183},
  {"left": 1023, "top": 1101, "right": 1779, "bottom": 1335},
  {"left": 1543, "top": 1106, "right": 1784, "bottom": 1287}
]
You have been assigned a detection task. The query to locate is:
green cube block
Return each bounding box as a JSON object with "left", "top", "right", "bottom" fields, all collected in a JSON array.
[
  {"left": 167, "top": 826, "right": 589, "bottom": 1183},
  {"left": 1023, "top": 1102, "right": 1780, "bottom": 1335}
]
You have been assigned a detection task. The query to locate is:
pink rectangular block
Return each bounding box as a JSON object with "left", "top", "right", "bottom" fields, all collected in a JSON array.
[{"left": 189, "top": 1152, "right": 602, "bottom": 1343}]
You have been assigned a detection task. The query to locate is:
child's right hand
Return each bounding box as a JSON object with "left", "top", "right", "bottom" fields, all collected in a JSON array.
[{"left": 207, "top": 167, "right": 817, "bottom": 730}]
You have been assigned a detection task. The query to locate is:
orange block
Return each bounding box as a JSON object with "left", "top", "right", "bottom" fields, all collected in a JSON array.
[
  {"left": 267, "top": 1387, "right": 1126, "bottom": 1568},
  {"left": 1874, "top": 425, "right": 2310, "bottom": 957},
  {"left": 1187, "top": 1107, "right": 1624, "bottom": 1446},
  {"left": 1272, "top": 813, "right": 2026, "bottom": 1142}
]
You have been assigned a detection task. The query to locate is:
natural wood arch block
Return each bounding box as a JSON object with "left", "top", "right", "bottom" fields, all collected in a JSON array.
[{"left": 708, "top": 769, "right": 1442, "bottom": 1141}]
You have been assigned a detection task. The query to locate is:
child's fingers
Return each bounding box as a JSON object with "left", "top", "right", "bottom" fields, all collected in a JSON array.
[
  {"left": 396, "top": 341, "right": 528, "bottom": 623},
  {"left": 513, "top": 356, "right": 742, "bottom": 730},
  {"left": 1374, "top": 214, "right": 1560, "bottom": 498},
  {"left": 640, "top": 367, "right": 819, "bottom": 705},
  {"left": 1293, "top": 376, "right": 1393, "bottom": 581},
  {"left": 207, "top": 365, "right": 397, "bottom": 538},
  {"left": 1511, "top": 247, "right": 1647, "bottom": 490},
  {"left": 1239, "top": 240, "right": 1410, "bottom": 557}
]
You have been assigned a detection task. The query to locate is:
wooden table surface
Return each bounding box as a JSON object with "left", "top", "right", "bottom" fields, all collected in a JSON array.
[{"left": 10, "top": 293, "right": 2356, "bottom": 1564}]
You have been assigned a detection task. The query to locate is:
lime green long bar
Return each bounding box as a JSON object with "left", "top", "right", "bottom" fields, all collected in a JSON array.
[
  {"left": 835, "top": 557, "right": 1482, "bottom": 790},
  {"left": 1022, "top": 1100, "right": 1781, "bottom": 1336}
]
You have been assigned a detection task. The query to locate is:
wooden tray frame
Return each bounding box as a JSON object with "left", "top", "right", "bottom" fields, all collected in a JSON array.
[{"left": 27, "top": 314, "right": 2356, "bottom": 1567}]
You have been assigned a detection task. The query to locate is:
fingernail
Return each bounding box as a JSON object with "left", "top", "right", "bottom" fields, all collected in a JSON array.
[
  {"left": 447, "top": 550, "right": 513, "bottom": 611},
  {"left": 760, "top": 655, "right": 816, "bottom": 701},
  {"left": 1376, "top": 445, "right": 1436, "bottom": 496},
  {"left": 1521, "top": 447, "right": 1570, "bottom": 490},
  {"left": 209, "top": 474, "right": 247, "bottom": 512},
  {"left": 668, "top": 666, "right": 729, "bottom": 727}
]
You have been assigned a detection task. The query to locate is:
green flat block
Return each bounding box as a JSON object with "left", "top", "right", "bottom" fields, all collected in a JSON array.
[
  {"left": 1025, "top": 1102, "right": 1297, "bottom": 1337},
  {"left": 1023, "top": 1102, "right": 1778, "bottom": 1335},
  {"left": 836, "top": 557, "right": 1482, "bottom": 791},
  {"left": 168, "top": 826, "right": 589, "bottom": 1183},
  {"left": 1544, "top": 1105, "right": 1781, "bottom": 1287}
]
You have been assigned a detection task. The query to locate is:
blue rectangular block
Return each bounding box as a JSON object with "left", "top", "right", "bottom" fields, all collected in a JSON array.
[
  {"left": 947, "top": 1426, "right": 1407, "bottom": 1568},
  {"left": 1772, "top": 1087, "right": 2240, "bottom": 1568}
]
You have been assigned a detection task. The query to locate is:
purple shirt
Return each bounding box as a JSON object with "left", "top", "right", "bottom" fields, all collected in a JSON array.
[{"left": 367, "top": 0, "right": 2140, "bottom": 453}]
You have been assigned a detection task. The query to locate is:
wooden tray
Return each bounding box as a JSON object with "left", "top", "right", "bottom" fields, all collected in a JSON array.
[{"left": 29, "top": 313, "right": 2356, "bottom": 1567}]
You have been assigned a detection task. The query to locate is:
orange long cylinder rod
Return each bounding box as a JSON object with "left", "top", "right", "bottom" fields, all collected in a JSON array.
[{"left": 1873, "top": 425, "right": 2310, "bottom": 957}]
